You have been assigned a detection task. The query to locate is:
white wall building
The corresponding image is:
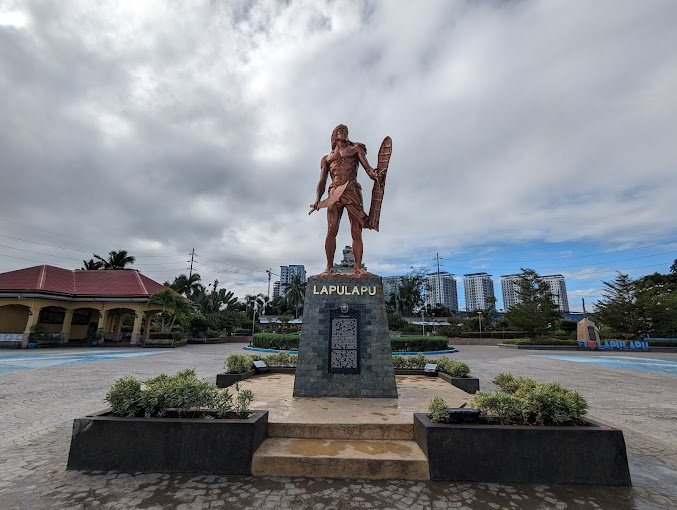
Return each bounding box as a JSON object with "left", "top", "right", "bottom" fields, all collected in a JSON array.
[
  {"left": 279, "top": 265, "right": 306, "bottom": 297},
  {"left": 463, "top": 272, "right": 495, "bottom": 311},
  {"left": 382, "top": 276, "right": 403, "bottom": 304},
  {"left": 500, "top": 273, "right": 570, "bottom": 312},
  {"left": 425, "top": 271, "right": 459, "bottom": 311}
]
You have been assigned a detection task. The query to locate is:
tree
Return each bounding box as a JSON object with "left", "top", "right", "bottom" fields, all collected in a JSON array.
[
  {"left": 593, "top": 273, "right": 644, "bottom": 336},
  {"left": 94, "top": 250, "right": 136, "bottom": 270},
  {"left": 170, "top": 273, "right": 204, "bottom": 299},
  {"left": 504, "top": 268, "right": 560, "bottom": 338},
  {"left": 284, "top": 274, "right": 306, "bottom": 318},
  {"left": 392, "top": 267, "right": 427, "bottom": 316},
  {"left": 81, "top": 258, "right": 103, "bottom": 270},
  {"left": 148, "top": 289, "right": 192, "bottom": 332}
]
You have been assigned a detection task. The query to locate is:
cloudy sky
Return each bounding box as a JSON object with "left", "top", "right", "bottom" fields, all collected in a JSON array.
[{"left": 1, "top": 0, "right": 676, "bottom": 310}]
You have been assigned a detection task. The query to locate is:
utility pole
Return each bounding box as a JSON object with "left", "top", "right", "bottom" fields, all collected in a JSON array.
[
  {"left": 188, "top": 248, "right": 196, "bottom": 279},
  {"left": 434, "top": 252, "right": 443, "bottom": 308},
  {"left": 266, "top": 269, "right": 272, "bottom": 302}
]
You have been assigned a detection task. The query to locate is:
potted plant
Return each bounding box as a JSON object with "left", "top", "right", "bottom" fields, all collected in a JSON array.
[
  {"left": 414, "top": 373, "right": 631, "bottom": 485},
  {"left": 27, "top": 324, "right": 47, "bottom": 349},
  {"left": 67, "top": 369, "right": 267, "bottom": 474}
]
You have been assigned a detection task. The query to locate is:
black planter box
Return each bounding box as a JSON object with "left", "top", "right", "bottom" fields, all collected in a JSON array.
[
  {"left": 216, "top": 370, "right": 257, "bottom": 388},
  {"left": 67, "top": 410, "right": 268, "bottom": 474},
  {"left": 414, "top": 413, "right": 631, "bottom": 485},
  {"left": 438, "top": 372, "right": 480, "bottom": 394}
]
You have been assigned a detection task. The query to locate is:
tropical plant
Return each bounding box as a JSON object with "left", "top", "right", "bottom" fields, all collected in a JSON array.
[
  {"left": 93, "top": 250, "right": 136, "bottom": 270},
  {"left": 81, "top": 258, "right": 104, "bottom": 270},
  {"left": 148, "top": 289, "right": 193, "bottom": 332},
  {"left": 170, "top": 273, "right": 204, "bottom": 299},
  {"left": 284, "top": 275, "right": 306, "bottom": 318}
]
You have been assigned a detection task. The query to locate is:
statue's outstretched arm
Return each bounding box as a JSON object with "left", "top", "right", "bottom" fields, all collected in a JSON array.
[{"left": 311, "top": 156, "right": 329, "bottom": 210}]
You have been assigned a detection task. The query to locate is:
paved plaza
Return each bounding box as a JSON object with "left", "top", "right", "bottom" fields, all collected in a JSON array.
[{"left": 0, "top": 343, "right": 676, "bottom": 509}]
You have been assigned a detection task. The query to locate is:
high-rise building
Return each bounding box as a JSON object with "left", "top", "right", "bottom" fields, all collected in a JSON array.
[
  {"left": 543, "top": 274, "right": 569, "bottom": 312},
  {"left": 279, "top": 265, "right": 306, "bottom": 297},
  {"left": 463, "top": 272, "right": 495, "bottom": 311},
  {"left": 500, "top": 274, "right": 521, "bottom": 310},
  {"left": 425, "top": 271, "right": 458, "bottom": 311},
  {"left": 382, "top": 276, "right": 403, "bottom": 304},
  {"left": 500, "top": 273, "right": 570, "bottom": 312},
  {"left": 272, "top": 281, "right": 280, "bottom": 299}
]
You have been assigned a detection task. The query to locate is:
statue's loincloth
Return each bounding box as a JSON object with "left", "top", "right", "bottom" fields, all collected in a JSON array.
[{"left": 329, "top": 180, "right": 370, "bottom": 228}]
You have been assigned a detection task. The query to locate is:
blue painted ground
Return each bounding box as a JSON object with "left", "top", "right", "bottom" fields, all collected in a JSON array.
[
  {"left": 0, "top": 349, "right": 164, "bottom": 374},
  {"left": 541, "top": 355, "right": 677, "bottom": 376}
]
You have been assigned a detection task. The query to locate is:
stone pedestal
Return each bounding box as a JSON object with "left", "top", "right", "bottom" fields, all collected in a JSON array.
[
  {"left": 293, "top": 275, "right": 397, "bottom": 398},
  {"left": 577, "top": 318, "right": 600, "bottom": 341}
]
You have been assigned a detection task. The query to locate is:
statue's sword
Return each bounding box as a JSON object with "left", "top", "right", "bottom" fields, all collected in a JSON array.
[{"left": 308, "top": 182, "right": 349, "bottom": 215}]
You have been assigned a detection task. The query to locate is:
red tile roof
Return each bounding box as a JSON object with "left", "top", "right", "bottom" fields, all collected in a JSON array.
[{"left": 0, "top": 265, "right": 167, "bottom": 298}]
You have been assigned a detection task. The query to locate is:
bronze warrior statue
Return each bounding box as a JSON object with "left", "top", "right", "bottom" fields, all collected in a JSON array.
[{"left": 310, "top": 124, "right": 392, "bottom": 277}]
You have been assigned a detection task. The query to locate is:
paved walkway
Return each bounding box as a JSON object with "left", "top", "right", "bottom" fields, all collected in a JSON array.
[{"left": 0, "top": 344, "right": 675, "bottom": 509}]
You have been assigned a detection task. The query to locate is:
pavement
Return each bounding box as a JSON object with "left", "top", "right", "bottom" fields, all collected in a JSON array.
[{"left": 0, "top": 343, "right": 676, "bottom": 509}]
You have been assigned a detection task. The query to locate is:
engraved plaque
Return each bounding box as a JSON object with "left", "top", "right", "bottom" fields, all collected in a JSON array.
[{"left": 329, "top": 309, "right": 359, "bottom": 373}]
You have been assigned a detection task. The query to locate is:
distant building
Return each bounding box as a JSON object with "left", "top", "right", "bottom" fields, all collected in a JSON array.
[
  {"left": 425, "top": 272, "right": 458, "bottom": 311},
  {"left": 543, "top": 274, "right": 569, "bottom": 312},
  {"left": 463, "top": 272, "right": 495, "bottom": 311},
  {"left": 500, "top": 274, "right": 521, "bottom": 310},
  {"left": 382, "top": 276, "right": 403, "bottom": 304},
  {"left": 279, "top": 265, "right": 306, "bottom": 297},
  {"left": 500, "top": 273, "right": 570, "bottom": 312},
  {"left": 272, "top": 281, "right": 280, "bottom": 299}
]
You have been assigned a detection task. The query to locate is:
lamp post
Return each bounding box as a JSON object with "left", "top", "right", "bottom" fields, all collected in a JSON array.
[
  {"left": 421, "top": 309, "right": 425, "bottom": 335},
  {"left": 478, "top": 311, "right": 483, "bottom": 339}
]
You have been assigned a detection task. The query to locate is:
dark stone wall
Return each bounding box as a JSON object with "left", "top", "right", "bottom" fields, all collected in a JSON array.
[
  {"left": 414, "top": 413, "right": 631, "bottom": 485},
  {"left": 293, "top": 275, "right": 397, "bottom": 397}
]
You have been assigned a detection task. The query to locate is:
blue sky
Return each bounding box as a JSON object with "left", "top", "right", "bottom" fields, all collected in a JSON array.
[{"left": 1, "top": 1, "right": 676, "bottom": 311}]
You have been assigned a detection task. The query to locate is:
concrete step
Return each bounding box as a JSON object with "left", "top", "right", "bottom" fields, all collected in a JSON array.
[
  {"left": 251, "top": 438, "right": 430, "bottom": 480},
  {"left": 267, "top": 421, "right": 413, "bottom": 440}
]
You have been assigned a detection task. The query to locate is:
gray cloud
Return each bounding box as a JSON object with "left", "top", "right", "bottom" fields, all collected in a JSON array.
[{"left": 1, "top": 0, "right": 676, "bottom": 298}]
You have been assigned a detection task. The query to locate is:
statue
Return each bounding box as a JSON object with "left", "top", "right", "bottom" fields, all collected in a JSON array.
[{"left": 309, "top": 124, "right": 392, "bottom": 277}]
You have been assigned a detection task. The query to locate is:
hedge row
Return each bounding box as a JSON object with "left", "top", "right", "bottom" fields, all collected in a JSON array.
[
  {"left": 391, "top": 336, "right": 448, "bottom": 352},
  {"left": 503, "top": 338, "right": 578, "bottom": 346},
  {"left": 250, "top": 333, "right": 449, "bottom": 352}
]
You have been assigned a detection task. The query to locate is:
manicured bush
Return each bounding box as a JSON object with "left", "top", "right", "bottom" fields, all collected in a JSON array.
[
  {"left": 391, "top": 355, "right": 471, "bottom": 377},
  {"left": 225, "top": 354, "right": 254, "bottom": 374},
  {"left": 471, "top": 372, "right": 588, "bottom": 426},
  {"left": 503, "top": 338, "right": 578, "bottom": 346},
  {"left": 428, "top": 396, "right": 449, "bottom": 424},
  {"left": 251, "top": 333, "right": 300, "bottom": 350},
  {"left": 105, "top": 376, "right": 142, "bottom": 417},
  {"left": 437, "top": 358, "right": 470, "bottom": 378},
  {"left": 148, "top": 332, "right": 174, "bottom": 340},
  {"left": 391, "top": 336, "right": 448, "bottom": 352},
  {"left": 172, "top": 331, "right": 185, "bottom": 342},
  {"left": 104, "top": 369, "right": 255, "bottom": 418}
]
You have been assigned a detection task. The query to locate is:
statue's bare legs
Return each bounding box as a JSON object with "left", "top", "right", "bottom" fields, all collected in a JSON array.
[
  {"left": 322, "top": 206, "right": 340, "bottom": 274},
  {"left": 349, "top": 213, "right": 364, "bottom": 276}
]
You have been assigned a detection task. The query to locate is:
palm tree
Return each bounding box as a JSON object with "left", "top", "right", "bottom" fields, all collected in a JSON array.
[
  {"left": 148, "top": 289, "right": 192, "bottom": 332},
  {"left": 244, "top": 293, "right": 267, "bottom": 317},
  {"left": 81, "top": 258, "right": 103, "bottom": 270},
  {"left": 94, "top": 250, "right": 136, "bottom": 270},
  {"left": 170, "top": 273, "right": 203, "bottom": 298},
  {"left": 285, "top": 275, "right": 306, "bottom": 318}
]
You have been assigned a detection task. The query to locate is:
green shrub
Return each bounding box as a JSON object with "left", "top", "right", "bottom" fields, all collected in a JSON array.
[
  {"left": 263, "top": 352, "right": 298, "bottom": 367},
  {"left": 391, "top": 336, "right": 448, "bottom": 352},
  {"left": 473, "top": 372, "right": 588, "bottom": 425},
  {"left": 225, "top": 354, "right": 254, "bottom": 373},
  {"left": 172, "top": 331, "right": 185, "bottom": 342},
  {"left": 206, "top": 328, "right": 220, "bottom": 338},
  {"left": 105, "top": 369, "right": 256, "bottom": 419},
  {"left": 405, "top": 353, "right": 427, "bottom": 368},
  {"left": 104, "top": 376, "right": 142, "bottom": 416},
  {"left": 148, "top": 332, "right": 174, "bottom": 339},
  {"left": 251, "top": 333, "right": 300, "bottom": 350},
  {"left": 392, "top": 355, "right": 406, "bottom": 369},
  {"left": 471, "top": 391, "right": 525, "bottom": 425},
  {"left": 503, "top": 338, "right": 578, "bottom": 346},
  {"left": 437, "top": 358, "right": 470, "bottom": 378},
  {"left": 459, "top": 331, "right": 528, "bottom": 339},
  {"left": 428, "top": 396, "right": 449, "bottom": 423}
]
